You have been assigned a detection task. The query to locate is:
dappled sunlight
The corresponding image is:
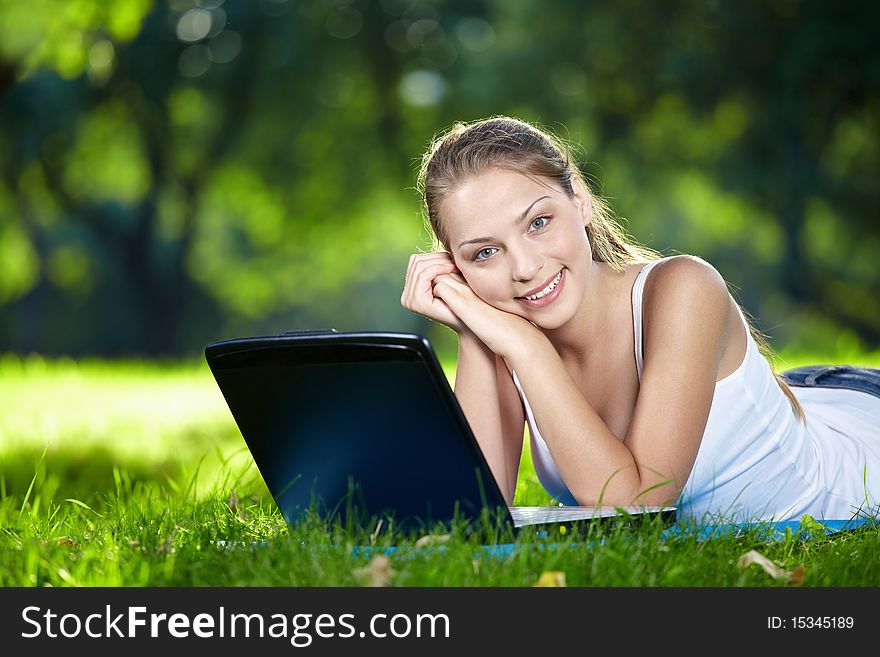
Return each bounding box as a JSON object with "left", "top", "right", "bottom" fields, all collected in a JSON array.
[
  {"left": 0, "top": 0, "right": 151, "bottom": 80},
  {"left": 63, "top": 100, "right": 152, "bottom": 204},
  {"left": 0, "top": 354, "right": 258, "bottom": 499},
  {"left": 0, "top": 213, "right": 39, "bottom": 304},
  {"left": 0, "top": 1, "right": 877, "bottom": 356}
]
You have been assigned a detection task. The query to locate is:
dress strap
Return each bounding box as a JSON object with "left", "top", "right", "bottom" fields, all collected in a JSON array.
[{"left": 631, "top": 259, "right": 666, "bottom": 381}]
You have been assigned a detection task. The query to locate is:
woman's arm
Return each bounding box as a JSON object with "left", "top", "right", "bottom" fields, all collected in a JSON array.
[
  {"left": 505, "top": 256, "right": 729, "bottom": 506},
  {"left": 454, "top": 329, "right": 525, "bottom": 506},
  {"left": 402, "top": 253, "right": 525, "bottom": 505}
]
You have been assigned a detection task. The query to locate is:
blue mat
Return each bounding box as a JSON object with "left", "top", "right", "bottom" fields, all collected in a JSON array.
[
  {"left": 350, "top": 515, "right": 879, "bottom": 560},
  {"left": 662, "top": 517, "right": 875, "bottom": 542}
]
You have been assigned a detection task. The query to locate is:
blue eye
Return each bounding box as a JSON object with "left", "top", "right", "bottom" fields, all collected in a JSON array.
[
  {"left": 473, "top": 247, "right": 497, "bottom": 262},
  {"left": 529, "top": 216, "right": 549, "bottom": 231}
]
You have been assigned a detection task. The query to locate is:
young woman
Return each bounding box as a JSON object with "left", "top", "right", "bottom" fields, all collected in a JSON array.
[{"left": 401, "top": 116, "right": 880, "bottom": 523}]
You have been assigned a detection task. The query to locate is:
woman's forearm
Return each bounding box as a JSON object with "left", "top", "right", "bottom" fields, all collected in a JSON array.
[
  {"left": 504, "top": 334, "right": 644, "bottom": 506},
  {"left": 454, "top": 331, "right": 516, "bottom": 503}
]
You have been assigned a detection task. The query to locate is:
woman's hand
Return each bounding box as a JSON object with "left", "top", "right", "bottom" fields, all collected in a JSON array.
[
  {"left": 401, "top": 252, "right": 469, "bottom": 334},
  {"left": 431, "top": 271, "right": 544, "bottom": 362}
]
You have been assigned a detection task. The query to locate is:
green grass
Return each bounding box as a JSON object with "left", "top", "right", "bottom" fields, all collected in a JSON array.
[{"left": 1, "top": 351, "right": 880, "bottom": 587}]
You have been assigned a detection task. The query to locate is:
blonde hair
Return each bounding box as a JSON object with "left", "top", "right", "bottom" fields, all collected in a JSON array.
[{"left": 417, "top": 115, "right": 806, "bottom": 422}]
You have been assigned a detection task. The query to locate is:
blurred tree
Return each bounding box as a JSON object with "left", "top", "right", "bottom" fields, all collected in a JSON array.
[
  {"left": 0, "top": 0, "right": 154, "bottom": 92},
  {"left": 0, "top": 0, "right": 877, "bottom": 356},
  {"left": 0, "top": 1, "right": 426, "bottom": 354}
]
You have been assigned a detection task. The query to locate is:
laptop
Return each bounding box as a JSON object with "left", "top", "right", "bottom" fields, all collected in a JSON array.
[{"left": 205, "top": 330, "right": 675, "bottom": 536}]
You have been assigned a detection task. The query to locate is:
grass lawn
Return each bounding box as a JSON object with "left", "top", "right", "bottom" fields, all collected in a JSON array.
[{"left": 1, "top": 350, "right": 879, "bottom": 587}]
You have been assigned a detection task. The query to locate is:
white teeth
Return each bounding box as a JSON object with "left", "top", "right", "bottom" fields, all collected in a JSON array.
[{"left": 524, "top": 270, "right": 563, "bottom": 301}]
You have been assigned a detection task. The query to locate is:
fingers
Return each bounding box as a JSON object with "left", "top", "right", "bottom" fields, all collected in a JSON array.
[
  {"left": 403, "top": 262, "right": 456, "bottom": 309},
  {"left": 404, "top": 253, "right": 455, "bottom": 293},
  {"left": 447, "top": 271, "right": 466, "bottom": 285},
  {"left": 432, "top": 271, "right": 469, "bottom": 292},
  {"left": 400, "top": 254, "right": 469, "bottom": 332},
  {"left": 407, "top": 252, "right": 458, "bottom": 278},
  {"left": 431, "top": 272, "right": 474, "bottom": 309},
  {"left": 401, "top": 253, "right": 460, "bottom": 312}
]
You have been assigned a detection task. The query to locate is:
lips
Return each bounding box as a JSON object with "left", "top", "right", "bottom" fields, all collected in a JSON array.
[
  {"left": 518, "top": 268, "right": 564, "bottom": 300},
  {"left": 516, "top": 268, "right": 566, "bottom": 308}
]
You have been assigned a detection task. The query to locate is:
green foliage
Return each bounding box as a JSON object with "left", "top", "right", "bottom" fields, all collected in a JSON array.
[
  {"left": 2, "top": 355, "right": 880, "bottom": 586},
  {"left": 63, "top": 99, "right": 152, "bottom": 204},
  {"left": 3, "top": 463, "right": 879, "bottom": 587},
  {"left": 0, "top": 1, "right": 878, "bottom": 356},
  {"left": 0, "top": 217, "right": 40, "bottom": 303},
  {"left": 0, "top": 0, "right": 153, "bottom": 80}
]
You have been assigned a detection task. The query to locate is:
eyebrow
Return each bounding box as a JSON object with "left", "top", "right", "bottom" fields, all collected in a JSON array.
[{"left": 456, "top": 196, "right": 550, "bottom": 249}]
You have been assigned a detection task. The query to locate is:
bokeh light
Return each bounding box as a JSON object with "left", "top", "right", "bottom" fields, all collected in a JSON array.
[
  {"left": 178, "top": 43, "right": 212, "bottom": 77},
  {"left": 177, "top": 9, "right": 213, "bottom": 42},
  {"left": 399, "top": 69, "right": 447, "bottom": 106},
  {"left": 208, "top": 30, "right": 241, "bottom": 64},
  {"left": 455, "top": 17, "right": 495, "bottom": 52}
]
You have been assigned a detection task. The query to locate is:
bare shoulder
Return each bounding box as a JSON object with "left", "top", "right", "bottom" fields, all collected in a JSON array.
[
  {"left": 645, "top": 255, "right": 728, "bottom": 303},
  {"left": 643, "top": 255, "right": 729, "bottom": 323},
  {"left": 641, "top": 255, "right": 732, "bottom": 359}
]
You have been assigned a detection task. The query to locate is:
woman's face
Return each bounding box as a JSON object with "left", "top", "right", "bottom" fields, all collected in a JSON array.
[{"left": 440, "top": 167, "right": 593, "bottom": 330}]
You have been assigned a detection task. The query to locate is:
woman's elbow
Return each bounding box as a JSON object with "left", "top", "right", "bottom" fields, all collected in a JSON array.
[{"left": 568, "top": 471, "right": 678, "bottom": 508}]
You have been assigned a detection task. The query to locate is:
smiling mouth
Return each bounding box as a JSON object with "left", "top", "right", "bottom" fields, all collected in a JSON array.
[{"left": 518, "top": 269, "right": 564, "bottom": 301}]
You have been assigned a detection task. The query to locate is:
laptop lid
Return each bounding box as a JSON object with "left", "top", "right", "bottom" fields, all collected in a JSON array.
[{"left": 205, "top": 330, "right": 510, "bottom": 533}]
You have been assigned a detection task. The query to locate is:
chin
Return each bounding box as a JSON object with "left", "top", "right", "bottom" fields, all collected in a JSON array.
[
  {"left": 511, "top": 292, "right": 580, "bottom": 330},
  {"left": 529, "top": 315, "right": 571, "bottom": 331}
]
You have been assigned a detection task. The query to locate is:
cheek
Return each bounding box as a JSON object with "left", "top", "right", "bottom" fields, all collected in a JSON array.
[
  {"left": 558, "top": 228, "right": 591, "bottom": 262},
  {"left": 465, "top": 270, "right": 508, "bottom": 303}
]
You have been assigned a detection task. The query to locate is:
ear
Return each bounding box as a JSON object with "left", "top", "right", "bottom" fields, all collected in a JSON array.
[{"left": 569, "top": 175, "right": 593, "bottom": 227}]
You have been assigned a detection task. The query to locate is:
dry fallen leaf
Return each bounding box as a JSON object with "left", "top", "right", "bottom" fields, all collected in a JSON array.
[
  {"left": 788, "top": 565, "right": 807, "bottom": 586},
  {"left": 737, "top": 549, "right": 790, "bottom": 579},
  {"left": 533, "top": 571, "right": 567, "bottom": 587},
  {"left": 352, "top": 555, "right": 395, "bottom": 587},
  {"left": 414, "top": 534, "right": 451, "bottom": 549},
  {"left": 370, "top": 519, "right": 384, "bottom": 546}
]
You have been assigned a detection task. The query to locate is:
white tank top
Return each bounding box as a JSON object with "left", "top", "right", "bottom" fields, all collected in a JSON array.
[{"left": 512, "top": 258, "right": 880, "bottom": 521}]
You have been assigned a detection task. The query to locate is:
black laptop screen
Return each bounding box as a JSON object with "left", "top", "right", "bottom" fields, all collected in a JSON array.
[{"left": 208, "top": 337, "right": 504, "bottom": 530}]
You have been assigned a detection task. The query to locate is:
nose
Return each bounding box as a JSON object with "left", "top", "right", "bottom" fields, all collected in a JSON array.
[{"left": 509, "top": 242, "right": 543, "bottom": 283}]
